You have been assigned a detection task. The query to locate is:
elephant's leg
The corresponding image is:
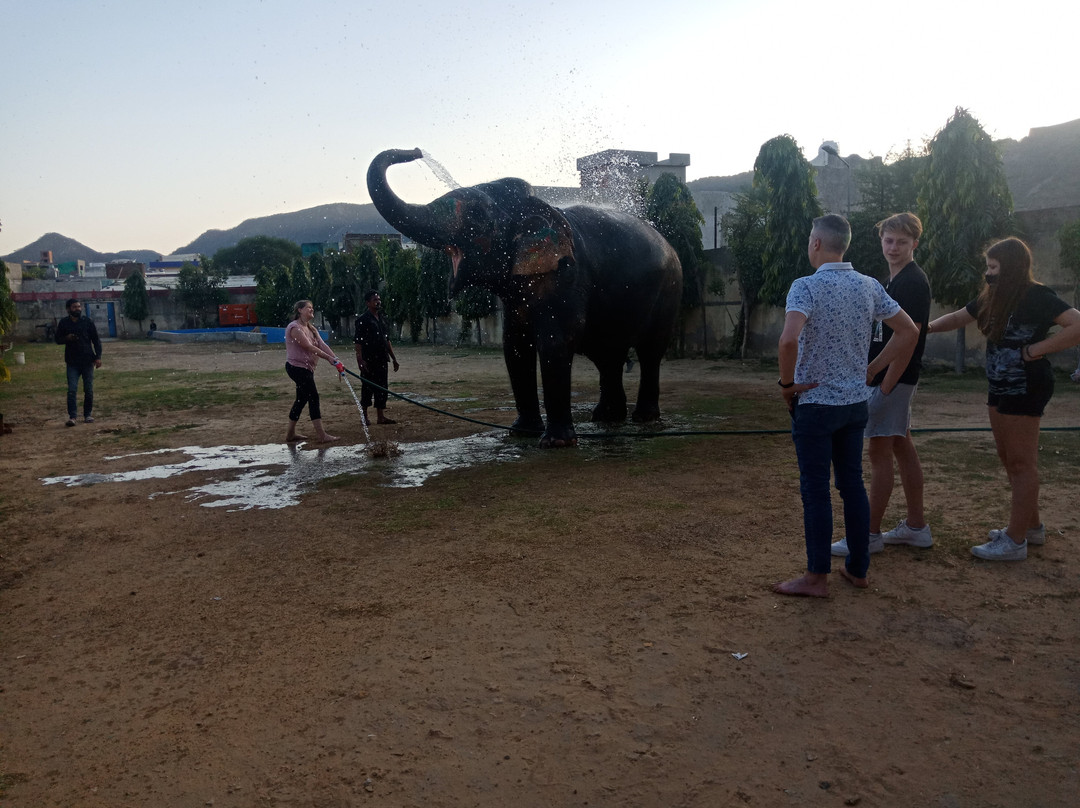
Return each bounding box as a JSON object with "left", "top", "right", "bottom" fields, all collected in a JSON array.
[
  {"left": 504, "top": 326, "right": 544, "bottom": 437},
  {"left": 538, "top": 351, "right": 577, "bottom": 448},
  {"left": 631, "top": 346, "right": 664, "bottom": 423},
  {"left": 591, "top": 355, "right": 628, "bottom": 423}
]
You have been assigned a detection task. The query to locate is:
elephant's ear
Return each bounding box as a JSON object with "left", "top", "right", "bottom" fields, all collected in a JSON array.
[{"left": 509, "top": 199, "right": 575, "bottom": 277}]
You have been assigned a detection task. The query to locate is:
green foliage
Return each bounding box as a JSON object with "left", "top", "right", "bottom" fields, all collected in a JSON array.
[
  {"left": 454, "top": 285, "right": 497, "bottom": 346},
  {"left": 253, "top": 266, "right": 279, "bottom": 327},
  {"left": 720, "top": 184, "right": 768, "bottom": 356},
  {"left": 754, "top": 135, "right": 822, "bottom": 305},
  {"left": 419, "top": 246, "right": 453, "bottom": 342},
  {"left": 290, "top": 258, "right": 312, "bottom": 304},
  {"left": 213, "top": 235, "right": 302, "bottom": 276},
  {"left": 174, "top": 257, "right": 229, "bottom": 327},
  {"left": 917, "top": 107, "right": 1014, "bottom": 308},
  {"left": 0, "top": 263, "right": 17, "bottom": 338},
  {"left": 0, "top": 262, "right": 15, "bottom": 383},
  {"left": 20, "top": 265, "right": 47, "bottom": 280},
  {"left": 270, "top": 264, "right": 294, "bottom": 326},
  {"left": 121, "top": 269, "right": 150, "bottom": 329},
  {"left": 381, "top": 242, "right": 423, "bottom": 342},
  {"left": 854, "top": 143, "right": 925, "bottom": 215},
  {"left": 845, "top": 145, "right": 929, "bottom": 277},
  {"left": 1058, "top": 218, "right": 1080, "bottom": 305},
  {"left": 646, "top": 173, "right": 709, "bottom": 309},
  {"left": 309, "top": 252, "right": 332, "bottom": 315},
  {"left": 325, "top": 251, "right": 362, "bottom": 334}
]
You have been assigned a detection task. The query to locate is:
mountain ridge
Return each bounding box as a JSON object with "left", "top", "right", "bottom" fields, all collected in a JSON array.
[{"left": 3, "top": 202, "right": 395, "bottom": 265}]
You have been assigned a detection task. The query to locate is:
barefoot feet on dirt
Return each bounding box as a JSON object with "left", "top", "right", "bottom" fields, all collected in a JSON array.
[
  {"left": 772, "top": 573, "right": 829, "bottom": 598},
  {"left": 286, "top": 434, "right": 309, "bottom": 443},
  {"left": 839, "top": 567, "right": 868, "bottom": 589}
]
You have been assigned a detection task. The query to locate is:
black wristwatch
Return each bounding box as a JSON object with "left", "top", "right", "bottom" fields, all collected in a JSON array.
[{"left": 777, "top": 379, "right": 795, "bottom": 389}]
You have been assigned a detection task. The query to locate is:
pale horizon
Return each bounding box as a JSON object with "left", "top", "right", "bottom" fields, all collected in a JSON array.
[{"left": 3, "top": 0, "right": 1076, "bottom": 256}]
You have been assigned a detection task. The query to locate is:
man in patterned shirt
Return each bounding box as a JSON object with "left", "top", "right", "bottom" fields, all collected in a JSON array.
[{"left": 774, "top": 214, "right": 918, "bottom": 598}]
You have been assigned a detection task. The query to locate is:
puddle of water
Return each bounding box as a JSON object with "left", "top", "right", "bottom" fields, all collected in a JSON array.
[
  {"left": 41, "top": 432, "right": 526, "bottom": 511},
  {"left": 39, "top": 417, "right": 676, "bottom": 512}
]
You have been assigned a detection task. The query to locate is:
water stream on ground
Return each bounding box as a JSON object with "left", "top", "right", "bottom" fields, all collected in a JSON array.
[{"left": 41, "top": 433, "right": 526, "bottom": 511}]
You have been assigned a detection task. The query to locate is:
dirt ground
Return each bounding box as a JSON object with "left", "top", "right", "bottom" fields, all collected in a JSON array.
[{"left": 2, "top": 340, "right": 1079, "bottom": 807}]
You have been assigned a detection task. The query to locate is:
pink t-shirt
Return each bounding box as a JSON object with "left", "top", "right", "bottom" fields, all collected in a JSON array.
[{"left": 285, "top": 320, "right": 331, "bottom": 371}]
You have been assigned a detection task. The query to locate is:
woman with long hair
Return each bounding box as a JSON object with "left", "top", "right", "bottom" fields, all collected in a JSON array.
[
  {"left": 929, "top": 237, "right": 1080, "bottom": 560},
  {"left": 284, "top": 300, "right": 344, "bottom": 443}
]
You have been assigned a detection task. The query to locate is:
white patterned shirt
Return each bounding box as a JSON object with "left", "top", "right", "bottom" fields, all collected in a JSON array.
[{"left": 786, "top": 262, "right": 901, "bottom": 406}]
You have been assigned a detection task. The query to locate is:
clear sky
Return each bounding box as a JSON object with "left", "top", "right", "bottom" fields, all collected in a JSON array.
[{"left": 2, "top": 0, "right": 1076, "bottom": 256}]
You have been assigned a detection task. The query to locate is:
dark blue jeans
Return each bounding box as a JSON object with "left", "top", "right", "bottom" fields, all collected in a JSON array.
[
  {"left": 791, "top": 401, "right": 870, "bottom": 578},
  {"left": 66, "top": 362, "right": 95, "bottom": 420}
]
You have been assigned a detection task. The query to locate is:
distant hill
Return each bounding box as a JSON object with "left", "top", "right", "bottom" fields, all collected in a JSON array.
[
  {"left": 1001, "top": 118, "right": 1080, "bottom": 211},
  {"left": 687, "top": 171, "right": 754, "bottom": 193},
  {"left": 174, "top": 203, "right": 395, "bottom": 256},
  {"left": 2, "top": 202, "right": 396, "bottom": 265},
  {"left": 3, "top": 233, "right": 158, "bottom": 265}
]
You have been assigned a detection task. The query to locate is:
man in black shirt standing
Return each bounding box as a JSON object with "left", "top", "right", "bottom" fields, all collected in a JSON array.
[
  {"left": 833, "top": 213, "right": 933, "bottom": 557},
  {"left": 354, "top": 290, "right": 400, "bottom": 425},
  {"left": 54, "top": 298, "right": 103, "bottom": 427}
]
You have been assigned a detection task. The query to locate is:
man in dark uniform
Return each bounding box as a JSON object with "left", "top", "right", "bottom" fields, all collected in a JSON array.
[
  {"left": 54, "top": 298, "right": 103, "bottom": 426},
  {"left": 353, "top": 290, "right": 400, "bottom": 425}
]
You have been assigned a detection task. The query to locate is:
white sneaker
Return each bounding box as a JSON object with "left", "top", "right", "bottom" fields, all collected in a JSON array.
[
  {"left": 882, "top": 519, "right": 933, "bottom": 548},
  {"left": 830, "top": 533, "right": 884, "bottom": 557},
  {"left": 989, "top": 524, "right": 1045, "bottom": 546},
  {"left": 971, "top": 532, "right": 1027, "bottom": 561}
]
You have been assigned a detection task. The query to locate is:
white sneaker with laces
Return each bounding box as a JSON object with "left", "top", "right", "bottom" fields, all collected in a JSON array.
[
  {"left": 971, "top": 532, "right": 1027, "bottom": 561},
  {"left": 882, "top": 519, "right": 933, "bottom": 548},
  {"left": 830, "top": 533, "right": 884, "bottom": 557},
  {"left": 988, "top": 524, "right": 1045, "bottom": 546}
]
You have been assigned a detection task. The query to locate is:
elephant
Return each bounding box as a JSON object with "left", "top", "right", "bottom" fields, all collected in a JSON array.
[{"left": 367, "top": 148, "right": 683, "bottom": 447}]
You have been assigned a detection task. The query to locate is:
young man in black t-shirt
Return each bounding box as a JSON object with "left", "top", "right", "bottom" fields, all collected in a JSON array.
[{"left": 832, "top": 213, "right": 932, "bottom": 558}]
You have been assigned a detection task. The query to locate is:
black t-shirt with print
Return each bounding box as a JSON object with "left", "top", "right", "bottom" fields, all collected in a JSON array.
[{"left": 966, "top": 283, "right": 1070, "bottom": 396}]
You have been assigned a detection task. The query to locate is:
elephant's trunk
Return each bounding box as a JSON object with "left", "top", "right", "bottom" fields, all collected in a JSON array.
[{"left": 367, "top": 148, "right": 446, "bottom": 244}]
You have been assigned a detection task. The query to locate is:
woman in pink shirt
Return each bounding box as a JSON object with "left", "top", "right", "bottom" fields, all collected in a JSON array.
[{"left": 284, "top": 300, "right": 344, "bottom": 443}]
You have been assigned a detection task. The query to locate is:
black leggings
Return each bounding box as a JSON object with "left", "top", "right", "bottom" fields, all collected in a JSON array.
[{"left": 286, "top": 362, "right": 321, "bottom": 421}]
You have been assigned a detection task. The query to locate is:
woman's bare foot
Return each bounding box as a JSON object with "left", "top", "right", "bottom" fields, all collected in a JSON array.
[
  {"left": 314, "top": 433, "right": 339, "bottom": 442},
  {"left": 772, "top": 573, "right": 829, "bottom": 598},
  {"left": 839, "top": 567, "right": 868, "bottom": 589},
  {"left": 285, "top": 433, "right": 308, "bottom": 443}
]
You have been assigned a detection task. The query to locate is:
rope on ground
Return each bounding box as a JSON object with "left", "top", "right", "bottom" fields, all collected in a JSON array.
[{"left": 338, "top": 368, "right": 1080, "bottom": 439}]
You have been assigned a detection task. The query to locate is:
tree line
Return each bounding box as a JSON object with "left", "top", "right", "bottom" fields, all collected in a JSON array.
[{"left": 722, "top": 107, "right": 1080, "bottom": 368}]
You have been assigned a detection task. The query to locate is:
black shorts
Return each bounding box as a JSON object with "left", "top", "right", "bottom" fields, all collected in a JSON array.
[{"left": 988, "top": 376, "right": 1053, "bottom": 417}]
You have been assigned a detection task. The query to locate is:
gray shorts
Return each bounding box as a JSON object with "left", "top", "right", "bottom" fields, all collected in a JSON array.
[{"left": 865, "top": 382, "right": 917, "bottom": 438}]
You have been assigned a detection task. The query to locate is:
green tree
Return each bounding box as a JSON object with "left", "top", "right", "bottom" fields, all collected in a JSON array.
[
  {"left": 418, "top": 246, "right": 453, "bottom": 344},
  {"left": 845, "top": 144, "right": 928, "bottom": 278},
  {"left": 721, "top": 184, "right": 769, "bottom": 357},
  {"left": 754, "top": 135, "right": 823, "bottom": 305},
  {"left": 253, "top": 266, "right": 278, "bottom": 327},
  {"left": 290, "top": 258, "right": 312, "bottom": 304},
  {"left": 326, "top": 251, "right": 361, "bottom": 336},
  {"left": 0, "top": 261, "right": 17, "bottom": 383},
  {"left": 308, "top": 252, "right": 332, "bottom": 321},
  {"left": 1058, "top": 218, "right": 1080, "bottom": 306},
  {"left": 121, "top": 269, "right": 151, "bottom": 334},
  {"left": 174, "top": 256, "right": 228, "bottom": 327},
  {"left": 454, "top": 286, "right": 496, "bottom": 346},
  {"left": 270, "top": 264, "right": 295, "bottom": 326},
  {"left": 917, "top": 107, "right": 1014, "bottom": 371},
  {"left": 213, "top": 236, "right": 302, "bottom": 276},
  {"left": 646, "top": 173, "right": 709, "bottom": 356},
  {"left": 381, "top": 242, "right": 423, "bottom": 342}
]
